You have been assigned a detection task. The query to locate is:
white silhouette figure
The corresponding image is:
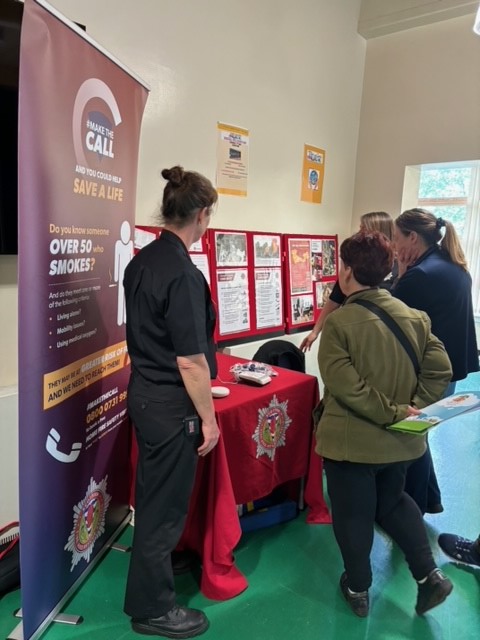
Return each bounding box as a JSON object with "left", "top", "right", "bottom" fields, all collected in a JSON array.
[{"left": 114, "top": 221, "right": 134, "bottom": 326}]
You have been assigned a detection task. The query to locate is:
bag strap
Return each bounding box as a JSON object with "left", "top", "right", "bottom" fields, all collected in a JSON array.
[
  {"left": 0, "top": 522, "right": 19, "bottom": 562},
  {"left": 0, "top": 521, "right": 19, "bottom": 538},
  {"left": 352, "top": 299, "right": 420, "bottom": 374},
  {"left": 0, "top": 537, "right": 19, "bottom": 562}
]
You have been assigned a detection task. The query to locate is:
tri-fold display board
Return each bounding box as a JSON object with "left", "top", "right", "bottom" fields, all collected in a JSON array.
[
  {"left": 283, "top": 233, "right": 338, "bottom": 334},
  {"left": 134, "top": 225, "right": 338, "bottom": 346},
  {"left": 206, "top": 229, "right": 284, "bottom": 345}
]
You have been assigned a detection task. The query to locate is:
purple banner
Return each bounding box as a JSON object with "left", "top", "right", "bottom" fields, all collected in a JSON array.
[{"left": 17, "top": 1, "right": 148, "bottom": 637}]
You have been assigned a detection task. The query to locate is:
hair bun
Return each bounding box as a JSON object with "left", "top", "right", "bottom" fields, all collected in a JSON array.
[{"left": 161, "top": 166, "right": 185, "bottom": 187}]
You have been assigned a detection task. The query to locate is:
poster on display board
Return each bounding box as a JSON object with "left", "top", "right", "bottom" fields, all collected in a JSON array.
[
  {"left": 134, "top": 225, "right": 210, "bottom": 283},
  {"left": 207, "top": 229, "right": 284, "bottom": 345},
  {"left": 17, "top": 1, "right": 149, "bottom": 638},
  {"left": 134, "top": 225, "right": 160, "bottom": 252},
  {"left": 283, "top": 234, "right": 338, "bottom": 333}
]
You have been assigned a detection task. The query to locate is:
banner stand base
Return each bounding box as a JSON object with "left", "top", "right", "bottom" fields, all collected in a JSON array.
[
  {"left": 111, "top": 542, "right": 131, "bottom": 553},
  {"left": 8, "top": 612, "right": 83, "bottom": 640},
  {"left": 6, "top": 621, "right": 22, "bottom": 640}
]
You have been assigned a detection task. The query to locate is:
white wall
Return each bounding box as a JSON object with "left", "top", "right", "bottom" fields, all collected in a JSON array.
[
  {"left": 0, "top": 0, "right": 366, "bottom": 519},
  {"left": 0, "top": 256, "right": 18, "bottom": 387},
  {"left": 0, "top": 0, "right": 365, "bottom": 388},
  {"left": 0, "top": 387, "right": 19, "bottom": 524},
  {"left": 352, "top": 13, "right": 480, "bottom": 228}
]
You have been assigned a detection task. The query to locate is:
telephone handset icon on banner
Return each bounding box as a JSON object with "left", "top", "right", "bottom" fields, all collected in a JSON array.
[{"left": 45, "top": 428, "right": 82, "bottom": 463}]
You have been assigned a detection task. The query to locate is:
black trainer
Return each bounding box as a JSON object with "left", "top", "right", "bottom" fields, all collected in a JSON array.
[
  {"left": 339, "top": 572, "right": 369, "bottom": 617},
  {"left": 415, "top": 569, "right": 453, "bottom": 615},
  {"left": 438, "top": 533, "right": 480, "bottom": 566},
  {"left": 131, "top": 605, "right": 209, "bottom": 638},
  {"left": 425, "top": 503, "right": 444, "bottom": 514}
]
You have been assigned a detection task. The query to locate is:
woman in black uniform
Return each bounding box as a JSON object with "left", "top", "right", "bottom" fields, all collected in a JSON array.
[{"left": 123, "top": 166, "right": 219, "bottom": 638}]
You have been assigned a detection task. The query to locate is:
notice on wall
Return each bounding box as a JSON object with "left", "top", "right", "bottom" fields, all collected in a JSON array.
[
  {"left": 301, "top": 144, "right": 325, "bottom": 204},
  {"left": 216, "top": 122, "right": 249, "bottom": 197}
]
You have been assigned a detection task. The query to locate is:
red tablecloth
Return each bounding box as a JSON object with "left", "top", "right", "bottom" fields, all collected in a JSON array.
[
  {"left": 178, "top": 353, "right": 330, "bottom": 599},
  {"left": 130, "top": 352, "right": 331, "bottom": 601}
]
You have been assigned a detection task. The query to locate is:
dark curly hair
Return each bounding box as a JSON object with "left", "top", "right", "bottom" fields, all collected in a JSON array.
[
  {"left": 340, "top": 231, "right": 393, "bottom": 286},
  {"left": 159, "top": 166, "right": 218, "bottom": 228}
]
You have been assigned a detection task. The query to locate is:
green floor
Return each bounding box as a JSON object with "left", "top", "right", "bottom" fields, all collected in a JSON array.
[{"left": 1, "top": 373, "right": 479, "bottom": 640}]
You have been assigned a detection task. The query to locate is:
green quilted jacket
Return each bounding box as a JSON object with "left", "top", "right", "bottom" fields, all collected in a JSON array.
[{"left": 315, "top": 288, "right": 452, "bottom": 463}]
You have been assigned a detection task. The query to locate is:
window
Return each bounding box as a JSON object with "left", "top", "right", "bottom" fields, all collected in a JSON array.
[{"left": 403, "top": 161, "right": 480, "bottom": 318}]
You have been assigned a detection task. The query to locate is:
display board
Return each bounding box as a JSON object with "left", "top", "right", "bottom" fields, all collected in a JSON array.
[
  {"left": 207, "top": 229, "right": 284, "bottom": 345},
  {"left": 134, "top": 225, "right": 160, "bottom": 252},
  {"left": 132, "top": 226, "right": 338, "bottom": 344},
  {"left": 134, "top": 225, "right": 210, "bottom": 284},
  {"left": 282, "top": 233, "right": 338, "bottom": 334}
]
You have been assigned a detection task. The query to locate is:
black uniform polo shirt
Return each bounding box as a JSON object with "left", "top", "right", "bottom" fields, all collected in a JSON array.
[{"left": 123, "top": 229, "right": 217, "bottom": 387}]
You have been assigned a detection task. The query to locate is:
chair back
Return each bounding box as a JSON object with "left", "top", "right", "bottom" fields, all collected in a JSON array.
[{"left": 252, "top": 339, "right": 305, "bottom": 373}]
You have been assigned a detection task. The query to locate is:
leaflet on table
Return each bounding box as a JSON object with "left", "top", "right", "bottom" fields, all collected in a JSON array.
[{"left": 387, "top": 391, "right": 480, "bottom": 435}]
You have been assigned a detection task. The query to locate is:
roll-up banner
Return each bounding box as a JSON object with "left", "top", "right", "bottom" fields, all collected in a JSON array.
[{"left": 17, "top": 1, "right": 148, "bottom": 638}]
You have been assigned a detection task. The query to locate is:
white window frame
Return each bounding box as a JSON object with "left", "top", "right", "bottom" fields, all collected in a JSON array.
[{"left": 402, "top": 161, "right": 480, "bottom": 319}]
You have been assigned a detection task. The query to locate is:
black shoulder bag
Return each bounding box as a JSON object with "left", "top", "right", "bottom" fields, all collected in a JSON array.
[
  {"left": 352, "top": 298, "right": 420, "bottom": 374},
  {"left": 0, "top": 521, "right": 20, "bottom": 597}
]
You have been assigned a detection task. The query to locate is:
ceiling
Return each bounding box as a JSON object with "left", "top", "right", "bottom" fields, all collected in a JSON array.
[{"left": 358, "top": 0, "right": 479, "bottom": 38}]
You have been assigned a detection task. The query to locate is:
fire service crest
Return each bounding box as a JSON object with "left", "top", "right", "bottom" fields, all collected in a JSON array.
[{"left": 252, "top": 394, "right": 292, "bottom": 461}]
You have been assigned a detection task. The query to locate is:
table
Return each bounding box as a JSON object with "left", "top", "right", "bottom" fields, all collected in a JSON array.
[{"left": 176, "top": 353, "right": 331, "bottom": 600}]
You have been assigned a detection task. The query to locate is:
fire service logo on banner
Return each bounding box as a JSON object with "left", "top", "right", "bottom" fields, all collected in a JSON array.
[
  {"left": 252, "top": 394, "right": 292, "bottom": 461},
  {"left": 64, "top": 476, "right": 111, "bottom": 571}
]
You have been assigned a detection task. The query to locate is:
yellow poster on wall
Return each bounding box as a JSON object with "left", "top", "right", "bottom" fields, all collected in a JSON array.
[
  {"left": 216, "top": 122, "right": 249, "bottom": 197},
  {"left": 301, "top": 144, "right": 325, "bottom": 204}
]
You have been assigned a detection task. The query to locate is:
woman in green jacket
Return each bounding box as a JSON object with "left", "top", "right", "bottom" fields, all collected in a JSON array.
[{"left": 316, "top": 231, "right": 453, "bottom": 618}]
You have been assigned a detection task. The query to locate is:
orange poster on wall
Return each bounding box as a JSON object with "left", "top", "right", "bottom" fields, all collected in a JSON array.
[{"left": 301, "top": 144, "right": 325, "bottom": 204}]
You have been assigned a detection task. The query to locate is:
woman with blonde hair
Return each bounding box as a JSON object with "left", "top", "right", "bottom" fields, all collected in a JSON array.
[
  {"left": 301, "top": 211, "right": 395, "bottom": 352},
  {"left": 393, "top": 207, "right": 478, "bottom": 514}
]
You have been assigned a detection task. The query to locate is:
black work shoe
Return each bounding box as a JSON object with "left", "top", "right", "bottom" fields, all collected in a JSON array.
[
  {"left": 131, "top": 605, "right": 209, "bottom": 638},
  {"left": 415, "top": 569, "right": 453, "bottom": 615},
  {"left": 438, "top": 533, "right": 480, "bottom": 566},
  {"left": 340, "top": 572, "right": 369, "bottom": 617}
]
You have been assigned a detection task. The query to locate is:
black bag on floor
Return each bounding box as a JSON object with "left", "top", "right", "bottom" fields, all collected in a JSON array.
[{"left": 0, "top": 522, "right": 20, "bottom": 597}]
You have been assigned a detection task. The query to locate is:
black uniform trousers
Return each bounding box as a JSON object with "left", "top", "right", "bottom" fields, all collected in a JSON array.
[
  {"left": 324, "top": 458, "right": 436, "bottom": 593},
  {"left": 124, "top": 382, "right": 200, "bottom": 618}
]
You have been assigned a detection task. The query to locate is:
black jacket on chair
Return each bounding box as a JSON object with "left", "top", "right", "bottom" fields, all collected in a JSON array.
[{"left": 252, "top": 339, "right": 305, "bottom": 373}]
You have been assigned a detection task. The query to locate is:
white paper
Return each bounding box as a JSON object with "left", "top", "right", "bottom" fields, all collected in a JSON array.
[
  {"left": 190, "top": 253, "right": 210, "bottom": 285},
  {"left": 134, "top": 227, "right": 156, "bottom": 250},
  {"left": 217, "top": 269, "right": 250, "bottom": 335},
  {"left": 255, "top": 269, "right": 282, "bottom": 328}
]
